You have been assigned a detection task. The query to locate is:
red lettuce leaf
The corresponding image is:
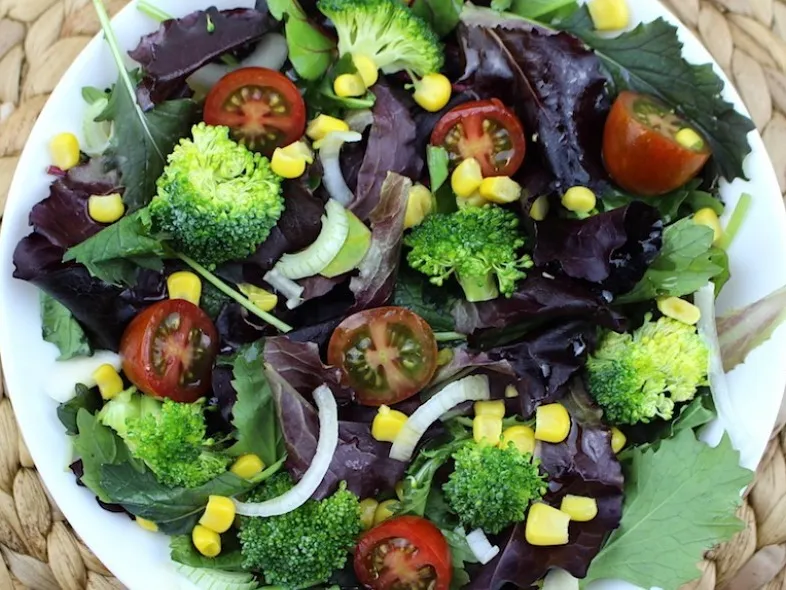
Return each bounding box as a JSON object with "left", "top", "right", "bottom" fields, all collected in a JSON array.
[{"left": 533, "top": 202, "right": 663, "bottom": 294}]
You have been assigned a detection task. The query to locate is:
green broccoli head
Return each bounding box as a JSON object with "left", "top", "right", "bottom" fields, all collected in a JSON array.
[
  {"left": 404, "top": 205, "right": 533, "bottom": 302},
  {"left": 318, "top": 0, "right": 444, "bottom": 77},
  {"left": 239, "top": 473, "right": 361, "bottom": 588},
  {"left": 150, "top": 123, "right": 284, "bottom": 268},
  {"left": 586, "top": 315, "right": 710, "bottom": 425},
  {"left": 442, "top": 442, "right": 546, "bottom": 535},
  {"left": 99, "top": 390, "right": 229, "bottom": 488}
]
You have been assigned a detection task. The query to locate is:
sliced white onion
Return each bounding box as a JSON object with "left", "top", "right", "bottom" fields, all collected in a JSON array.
[
  {"left": 344, "top": 109, "right": 374, "bottom": 133},
  {"left": 45, "top": 350, "right": 121, "bottom": 403},
  {"left": 82, "top": 97, "right": 113, "bottom": 156},
  {"left": 186, "top": 63, "right": 228, "bottom": 95},
  {"left": 263, "top": 268, "right": 305, "bottom": 309},
  {"left": 274, "top": 199, "right": 350, "bottom": 279},
  {"left": 319, "top": 131, "right": 363, "bottom": 205},
  {"left": 466, "top": 529, "right": 499, "bottom": 565},
  {"left": 390, "top": 375, "right": 490, "bottom": 461},
  {"left": 235, "top": 385, "right": 338, "bottom": 517},
  {"left": 542, "top": 568, "right": 579, "bottom": 590}
]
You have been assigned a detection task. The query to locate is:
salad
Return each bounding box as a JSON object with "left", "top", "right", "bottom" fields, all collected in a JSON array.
[{"left": 9, "top": 0, "right": 786, "bottom": 588}]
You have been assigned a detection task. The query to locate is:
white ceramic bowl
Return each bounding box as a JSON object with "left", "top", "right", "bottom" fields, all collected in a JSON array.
[{"left": 1, "top": 1, "right": 785, "bottom": 589}]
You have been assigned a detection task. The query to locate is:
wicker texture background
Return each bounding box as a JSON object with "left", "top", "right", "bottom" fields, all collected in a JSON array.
[{"left": 0, "top": 0, "right": 784, "bottom": 588}]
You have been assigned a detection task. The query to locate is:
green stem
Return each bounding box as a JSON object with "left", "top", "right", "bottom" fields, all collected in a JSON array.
[
  {"left": 717, "top": 193, "right": 752, "bottom": 251},
  {"left": 434, "top": 331, "right": 467, "bottom": 342},
  {"left": 176, "top": 253, "right": 294, "bottom": 333},
  {"left": 136, "top": 0, "right": 172, "bottom": 22}
]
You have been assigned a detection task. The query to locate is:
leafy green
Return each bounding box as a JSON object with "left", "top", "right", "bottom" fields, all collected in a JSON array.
[
  {"left": 268, "top": 0, "right": 335, "bottom": 80},
  {"left": 427, "top": 145, "right": 450, "bottom": 193},
  {"left": 561, "top": 11, "right": 755, "bottom": 181},
  {"left": 616, "top": 219, "right": 726, "bottom": 304},
  {"left": 81, "top": 86, "right": 108, "bottom": 104},
  {"left": 601, "top": 180, "right": 723, "bottom": 224},
  {"left": 491, "top": 0, "right": 513, "bottom": 11},
  {"left": 717, "top": 193, "right": 752, "bottom": 251},
  {"left": 391, "top": 267, "right": 457, "bottom": 332},
  {"left": 72, "top": 409, "right": 131, "bottom": 502},
  {"left": 63, "top": 208, "right": 168, "bottom": 286},
  {"left": 583, "top": 430, "right": 751, "bottom": 589},
  {"left": 226, "top": 342, "right": 285, "bottom": 465},
  {"left": 510, "top": 0, "right": 577, "bottom": 19},
  {"left": 170, "top": 535, "right": 245, "bottom": 571},
  {"left": 409, "top": 0, "right": 463, "bottom": 37},
  {"left": 40, "top": 292, "right": 92, "bottom": 360},
  {"left": 441, "top": 527, "right": 479, "bottom": 590},
  {"left": 57, "top": 385, "right": 103, "bottom": 436}
]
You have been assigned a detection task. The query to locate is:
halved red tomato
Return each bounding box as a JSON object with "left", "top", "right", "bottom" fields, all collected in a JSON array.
[
  {"left": 603, "top": 91, "right": 711, "bottom": 196},
  {"left": 327, "top": 307, "right": 438, "bottom": 406},
  {"left": 430, "top": 98, "right": 527, "bottom": 177},
  {"left": 355, "top": 516, "right": 452, "bottom": 590},
  {"left": 203, "top": 67, "right": 306, "bottom": 156},
  {"left": 120, "top": 299, "right": 218, "bottom": 403}
]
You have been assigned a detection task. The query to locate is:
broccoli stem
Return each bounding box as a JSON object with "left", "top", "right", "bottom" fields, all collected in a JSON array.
[
  {"left": 176, "top": 252, "right": 294, "bottom": 333},
  {"left": 457, "top": 271, "right": 499, "bottom": 303},
  {"left": 136, "top": 0, "right": 171, "bottom": 22}
]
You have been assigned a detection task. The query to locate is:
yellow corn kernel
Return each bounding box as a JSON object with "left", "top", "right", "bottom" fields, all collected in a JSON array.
[
  {"left": 456, "top": 192, "right": 488, "bottom": 209},
  {"left": 451, "top": 158, "right": 484, "bottom": 199},
  {"left": 230, "top": 454, "right": 265, "bottom": 479},
  {"left": 478, "top": 176, "right": 522, "bottom": 204},
  {"left": 610, "top": 427, "right": 626, "bottom": 454},
  {"left": 192, "top": 525, "right": 221, "bottom": 558},
  {"left": 271, "top": 146, "right": 307, "bottom": 179},
  {"left": 374, "top": 499, "right": 399, "bottom": 525},
  {"left": 282, "top": 140, "right": 314, "bottom": 164},
  {"left": 437, "top": 348, "right": 454, "bottom": 366},
  {"left": 473, "top": 415, "right": 503, "bottom": 445},
  {"left": 199, "top": 496, "right": 236, "bottom": 534},
  {"left": 505, "top": 384, "right": 519, "bottom": 398},
  {"left": 88, "top": 194, "right": 125, "bottom": 224},
  {"left": 136, "top": 517, "right": 158, "bottom": 532},
  {"left": 693, "top": 208, "right": 723, "bottom": 245},
  {"left": 334, "top": 73, "right": 366, "bottom": 98},
  {"left": 238, "top": 284, "right": 278, "bottom": 313},
  {"left": 535, "top": 403, "right": 571, "bottom": 444},
  {"left": 675, "top": 127, "right": 705, "bottom": 151},
  {"left": 562, "top": 186, "right": 597, "bottom": 214},
  {"left": 405, "top": 184, "right": 435, "bottom": 229},
  {"left": 395, "top": 481, "right": 405, "bottom": 501},
  {"left": 412, "top": 73, "right": 452, "bottom": 113},
  {"left": 529, "top": 195, "right": 550, "bottom": 221},
  {"left": 92, "top": 364, "right": 124, "bottom": 400},
  {"left": 49, "top": 132, "right": 81, "bottom": 170},
  {"left": 371, "top": 405, "right": 408, "bottom": 442},
  {"left": 167, "top": 271, "right": 202, "bottom": 306},
  {"left": 525, "top": 503, "right": 571, "bottom": 546},
  {"left": 359, "top": 498, "right": 379, "bottom": 530},
  {"left": 474, "top": 400, "right": 506, "bottom": 419},
  {"left": 500, "top": 425, "right": 536, "bottom": 455},
  {"left": 352, "top": 54, "right": 379, "bottom": 87},
  {"left": 587, "top": 0, "right": 630, "bottom": 31},
  {"left": 307, "top": 114, "right": 350, "bottom": 141},
  {"left": 560, "top": 495, "right": 598, "bottom": 522},
  {"left": 657, "top": 297, "right": 701, "bottom": 326}
]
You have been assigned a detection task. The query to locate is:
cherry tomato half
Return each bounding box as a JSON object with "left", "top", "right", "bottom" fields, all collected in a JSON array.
[
  {"left": 430, "top": 98, "right": 527, "bottom": 177},
  {"left": 120, "top": 299, "right": 219, "bottom": 403},
  {"left": 602, "top": 91, "right": 711, "bottom": 196},
  {"left": 327, "top": 307, "right": 438, "bottom": 406},
  {"left": 203, "top": 67, "right": 307, "bottom": 156},
  {"left": 354, "top": 516, "right": 452, "bottom": 590}
]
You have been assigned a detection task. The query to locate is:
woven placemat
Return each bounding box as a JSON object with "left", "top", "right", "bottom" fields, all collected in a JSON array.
[{"left": 0, "top": 0, "right": 785, "bottom": 588}]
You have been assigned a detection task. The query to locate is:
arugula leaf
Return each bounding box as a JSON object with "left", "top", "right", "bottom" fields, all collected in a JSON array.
[
  {"left": 410, "top": 0, "right": 463, "bottom": 37},
  {"left": 561, "top": 11, "right": 755, "bottom": 181},
  {"left": 57, "top": 384, "right": 103, "bottom": 436},
  {"left": 40, "top": 292, "right": 92, "bottom": 360},
  {"left": 73, "top": 409, "right": 131, "bottom": 502},
  {"left": 100, "top": 456, "right": 285, "bottom": 534},
  {"left": 268, "top": 0, "right": 335, "bottom": 80},
  {"left": 616, "top": 219, "right": 725, "bottom": 304},
  {"left": 170, "top": 534, "right": 245, "bottom": 571},
  {"left": 226, "top": 341, "right": 285, "bottom": 465},
  {"left": 583, "top": 430, "right": 751, "bottom": 589},
  {"left": 63, "top": 208, "right": 168, "bottom": 286},
  {"left": 392, "top": 267, "right": 457, "bottom": 332}
]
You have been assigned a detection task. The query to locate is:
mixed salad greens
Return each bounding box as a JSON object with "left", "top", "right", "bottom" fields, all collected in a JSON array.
[{"left": 11, "top": 0, "right": 786, "bottom": 588}]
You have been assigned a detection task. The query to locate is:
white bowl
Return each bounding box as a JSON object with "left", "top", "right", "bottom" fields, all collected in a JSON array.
[{"left": 1, "top": 1, "right": 785, "bottom": 589}]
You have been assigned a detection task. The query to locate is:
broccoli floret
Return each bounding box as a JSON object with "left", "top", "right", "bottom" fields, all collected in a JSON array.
[
  {"left": 586, "top": 315, "right": 710, "bottom": 425},
  {"left": 98, "top": 389, "right": 229, "bottom": 488},
  {"left": 318, "top": 0, "right": 444, "bottom": 77},
  {"left": 239, "top": 473, "right": 361, "bottom": 588},
  {"left": 150, "top": 123, "right": 284, "bottom": 268},
  {"left": 442, "top": 442, "right": 546, "bottom": 535},
  {"left": 404, "top": 205, "right": 534, "bottom": 302}
]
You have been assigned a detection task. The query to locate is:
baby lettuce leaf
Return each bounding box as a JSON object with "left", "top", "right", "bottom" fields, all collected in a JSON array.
[
  {"left": 40, "top": 292, "right": 92, "bottom": 360},
  {"left": 409, "top": 0, "right": 463, "bottom": 37},
  {"left": 561, "top": 8, "right": 755, "bottom": 181},
  {"left": 582, "top": 430, "right": 751, "bottom": 589},
  {"left": 226, "top": 342, "right": 285, "bottom": 465},
  {"left": 533, "top": 202, "right": 663, "bottom": 294},
  {"left": 128, "top": 7, "right": 276, "bottom": 107},
  {"left": 616, "top": 218, "right": 726, "bottom": 304},
  {"left": 268, "top": 0, "right": 335, "bottom": 80},
  {"left": 58, "top": 385, "right": 103, "bottom": 436}
]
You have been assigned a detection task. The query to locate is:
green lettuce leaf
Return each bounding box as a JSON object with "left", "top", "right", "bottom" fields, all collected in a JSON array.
[
  {"left": 40, "top": 292, "right": 92, "bottom": 360},
  {"left": 583, "top": 429, "right": 751, "bottom": 589}
]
